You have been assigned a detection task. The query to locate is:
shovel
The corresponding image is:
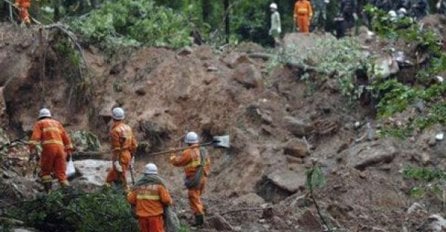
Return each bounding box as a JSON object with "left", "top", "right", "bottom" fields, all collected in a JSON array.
[{"left": 148, "top": 135, "right": 230, "bottom": 156}]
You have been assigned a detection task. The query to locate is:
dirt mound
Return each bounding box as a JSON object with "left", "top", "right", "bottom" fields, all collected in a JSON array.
[{"left": 1, "top": 25, "right": 444, "bottom": 231}]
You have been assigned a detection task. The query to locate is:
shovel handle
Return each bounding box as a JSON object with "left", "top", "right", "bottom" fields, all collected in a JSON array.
[{"left": 148, "top": 142, "right": 213, "bottom": 156}]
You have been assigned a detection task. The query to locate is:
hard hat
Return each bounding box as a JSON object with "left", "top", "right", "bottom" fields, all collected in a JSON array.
[
  {"left": 388, "top": 10, "right": 397, "bottom": 18},
  {"left": 38, "top": 108, "right": 51, "bottom": 118},
  {"left": 270, "top": 3, "right": 278, "bottom": 9},
  {"left": 112, "top": 107, "right": 125, "bottom": 120},
  {"left": 398, "top": 8, "right": 407, "bottom": 15},
  {"left": 184, "top": 131, "right": 199, "bottom": 144},
  {"left": 144, "top": 163, "right": 158, "bottom": 175}
]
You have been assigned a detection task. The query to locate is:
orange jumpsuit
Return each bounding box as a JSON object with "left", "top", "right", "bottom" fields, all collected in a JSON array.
[
  {"left": 294, "top": 0, "right": 313, "bottom": 33},
  {"left": 106, "top": 121, "right": 137, "bottom": 190},
  {"left": 170, "top": 145, "right": 210, "bottom": 216},
  {"left": 127, "top": 183, "right": 173, "bottom": 232},
  {"left": 15, "top": 0, "right": 31, "bottom": 24},
  {"left": 29, "top": 118, "right": 73, "bottom": 186}
]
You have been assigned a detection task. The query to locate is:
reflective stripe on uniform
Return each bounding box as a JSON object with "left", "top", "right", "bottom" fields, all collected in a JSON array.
[
  {"left": 29, "top": 140, "right": 40, "bottom": 145},
  {"left": 136, "top": 194, "right": 160, "bottom": 200},
  {"left": 42, "top": 127, "right": 61, "bottom": 133},
  {"left": 42, "top": 140, "right": 64, "bottom": 146},
  {"left": 186, "top": 160, "right": 201, "bottom": 168}
]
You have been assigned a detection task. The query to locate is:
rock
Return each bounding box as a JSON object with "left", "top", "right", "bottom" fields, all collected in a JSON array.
[
  {"left": 284, "top": 116, "right": 313, "bottom": 137},
  {"left": 232, "top": 64, "right": 263, "bottom": 89},
  {"left": 286, "top": 156, "right": 304, "bottom": 164},
  {"left": 435, "top": 133, "right": 444, "bottom": 141},
  {"left": 207, "top": 214, "right": 233, "bottom": 231},
  {"left": 420, "top": 153, "right": 431, "bottom": 165},
  {"left": 344, "top": 140, "right": 398, "bottom": 170},
  {"left": 374, "top": 54, "right": 399, "bottom": 79},
  {"left": 283, "top": 139, "right": 310, "bottom": 158},
  {"left": 71, "top": 160, "right": 118, "bottom": 190},
  {"left": 297, "top": 210, "right": 322, "bottom": 231},
  {"left": 135, "top": 88, "right": 146, "bottom": 96},
  {"left": 232, "top": 193, "right": 265, "bottom": 206},
  {"left": 222, "top": 52, "right": 253, "bottom": 68},
  {"left": 177, "top": 46, "right": 193, "bottom": 56},
  {"left": 407, "top": 202, "right": 426, "bottom": 215},
  {"left": 417, "top": 214, "right": 446, "bottom": 232},
  {"left": 266, "top": 169, "right": 306, "bottom": 193}
]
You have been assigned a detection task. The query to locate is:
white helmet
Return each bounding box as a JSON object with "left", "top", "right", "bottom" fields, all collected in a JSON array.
[
  {"left": 184, "top": 131, "right": 199, "bottom": 144},
  {"left": 270, "top": 3, "right": 278, "bottom": 9},
  {"left": 388, "top": 10, "right": 397, "bottom": 21},
  {"left": 112, "top": 107, "right": 125, "bottom": 120},
  {"left": 39, "top": 108, "right": 51, "bottom": 118},
  {"left": 144, "top": 163, "right": 158, "bottom": 175},
  {"left": 398, "top": 8, "right": 407, "bottom": 15}
]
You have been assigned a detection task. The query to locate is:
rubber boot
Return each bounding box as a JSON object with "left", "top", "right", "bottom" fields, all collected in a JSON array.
[
  {"left": 192, "top": 214, "right": 204, "bottom": 227},
  {"left": 43, "top": 182, "right": 52, "bottom": 193}
]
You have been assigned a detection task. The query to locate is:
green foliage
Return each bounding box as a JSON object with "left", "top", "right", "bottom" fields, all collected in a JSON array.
[
  {"left": 374, "top": 79, "right": 419, "bottom": 117},
  {"left": 8, "top": 189, "right": 138, "bottom": 232},
  {"left": 69, "top": 130, "right": 101, "bottom": 152},
  {"left": 402, "top": 166, "right": 446, "bottom": 202},
  {"left": 270, "top": 37, "right": 371, "bottom": 102},
  {"left": 306, "top": 166, "right": 326, "bottom": 190},
  {"left": 69, "top": 0, "right": 192, "bottom": 50}
]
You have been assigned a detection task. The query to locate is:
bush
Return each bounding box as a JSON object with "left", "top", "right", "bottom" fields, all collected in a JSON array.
[
  {"left": 69, "top": 0, "right": 192, "bottom": 50},
  {"left": 7, "top": 189, "right": 138, "bottom": 232}
]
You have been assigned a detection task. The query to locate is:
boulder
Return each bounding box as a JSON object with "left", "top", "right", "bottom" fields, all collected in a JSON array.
[
  {"left": 232, "top": 64, "right": 263, "bottom": 89},
  {"left": 284, "top": 116, "right": 313, "bottom": 137},
  {"left": 71, "top": 160, "right": 121, "bottom": 191},
  {"left": 417, "top": 214, "right": 446, "bottom": 232},
  {"left": 232, "top": 193, "right": 265, "bottom": 206},
  {"left": 207, "top": 214, "right": 233, "bottom": 231},
  {"left": 266, "top": 169, "right": 306, "bottom": 193},
  {"left": 222, "top": 52, "right": 253, "bottom": 68},
  {"left": 343, "top": 140, "right": 398, "bottom": 170},
  {"left": 283, "top": 139, "right": 310, "bottom": 158}
]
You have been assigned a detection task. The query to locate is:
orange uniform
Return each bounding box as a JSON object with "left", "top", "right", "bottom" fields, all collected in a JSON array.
[
  {"left": 170, "top": 145, "right": 210, "bottom": 215},
  {"left": 15, "top": 0, "right": 31, "bottom": 24},
  {"left": 106, "top": 121, "right": 137, "bottom": 189},
  {"left": 294, "top": 0, "right": 313, "bottom": 33},
  {"left": 127, "top": 183, "right": 173, "bottom": 232},
  {"left": 29, "top": 118, "right": 73, "bottom": 187}
]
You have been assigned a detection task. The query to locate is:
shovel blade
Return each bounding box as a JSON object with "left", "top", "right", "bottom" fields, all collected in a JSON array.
[{"left": 212, "top": 135, "right": 230, "bottom": 148}]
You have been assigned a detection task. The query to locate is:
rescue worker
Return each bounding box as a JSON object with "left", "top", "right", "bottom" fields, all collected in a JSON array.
[
  {"left": 127, "top": 163, "right": 173, "bottom": 232},
  {"left": 169, "top": 132, "right": 211, "bottom": 227},
  {"left": 340, "top": 0, "right": 357, "bottom": 30},
  {"left": 294, "top": 0, "right": 313, "bottom": 33},
  {"left": 410, "top": 0, "right": 429, "bottom": 20},
  {"left": 29, "top": 108, "right": 74, "bottom": 192},
  {"left": 269, "top": 3, "right": 281, "bottom": 47},
  {"left": 311, "top": 0, "right": 330, "bottom": 31},
  {"left": 437, "top": 0, "right": 446, "bottom": 14},
  {"left": 14, "top": 0, "right": 31, "bottom": 24},
  {"left": 105, "top": 107, "right": 137, "bottom": 191}
]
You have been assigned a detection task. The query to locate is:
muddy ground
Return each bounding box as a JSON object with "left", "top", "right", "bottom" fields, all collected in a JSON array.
[{"left": 0, "top": 18, "right": 446, "bottom": 232}]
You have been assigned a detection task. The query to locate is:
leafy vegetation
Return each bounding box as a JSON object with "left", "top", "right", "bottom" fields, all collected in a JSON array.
[
  {"left": 402, "top": 166, "right": 446, "bottom": 207},
  {"left": 69, "top": 130, "right": 101, "bottom": 152},
  {"left": 68, "top": 0, "right": 192, "bottom": 50},
  {"left": 7, "top": 188, "right": 139, "bottom": 232}
]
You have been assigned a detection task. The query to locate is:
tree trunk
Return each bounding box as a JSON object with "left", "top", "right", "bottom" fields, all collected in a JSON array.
[{"left": 201, "top": 0, "right": 211, "bottom": 23}]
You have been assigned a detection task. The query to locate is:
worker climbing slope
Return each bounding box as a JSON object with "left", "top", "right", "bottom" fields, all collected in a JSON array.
[
  {"left": 127, "top": 163, "right": 173, "bottom": 232},
  {"left": 169, "top": 131, "right": 211, "bottom": 227},
  {"left": 29, "top": 108, "right": 74, "bottom": 192},
  {"left": 294, "top": 0, "right": 313, "bottom": 33},
  {"left": 105, "top": 107, "right": 138, "bottom": 191}
]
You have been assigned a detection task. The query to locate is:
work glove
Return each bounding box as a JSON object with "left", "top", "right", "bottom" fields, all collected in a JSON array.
[
  {"left": 169, "top": 155, "right": 176, "bottom": 163},
  {"left": 114, "top": 161, "right": 123, "bottom": 172},
  {"left": 13, "top": 2, "right": 19, "bottom": 8}
]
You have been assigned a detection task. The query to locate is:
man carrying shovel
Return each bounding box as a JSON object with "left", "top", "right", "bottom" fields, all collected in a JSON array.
[
  {"left": 169, "top": 131, "right": 211, "bottom": 227},
  {"left": 105, "top": 107, "right": 137, "bottom": 191}
]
